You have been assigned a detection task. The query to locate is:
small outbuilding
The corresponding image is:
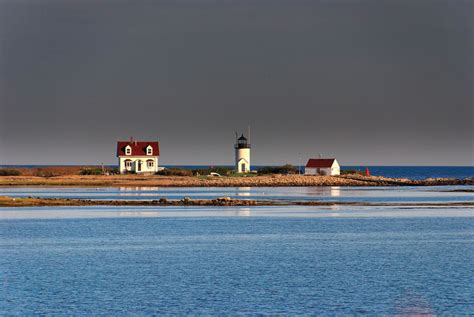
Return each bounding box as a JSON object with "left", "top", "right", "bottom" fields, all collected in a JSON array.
[{"left": 304, "top": 158, "right": 340, "bottom": 176}]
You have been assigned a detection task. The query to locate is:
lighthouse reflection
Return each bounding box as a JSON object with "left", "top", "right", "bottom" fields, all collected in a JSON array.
[
  {"left": 236, "top": 208, "right": 251, "bottom": 217},
  {"left": 236, "top": 187, "right": 251, "bottom": 197},
  {"left": 118, "top": 187, "right": 160, "bottom": 196},
  {"left": 305, "top": 186, "right": 341, "bottom": 197}
]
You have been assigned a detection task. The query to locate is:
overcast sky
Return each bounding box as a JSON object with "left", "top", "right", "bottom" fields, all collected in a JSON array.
[{"left": 0, "top": 0, "right": 472, "bottom": 166}]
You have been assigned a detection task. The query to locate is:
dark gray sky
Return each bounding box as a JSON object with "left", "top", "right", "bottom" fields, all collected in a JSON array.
[{"left": 0, "top": 0, "right": 472, "bottom": 166}]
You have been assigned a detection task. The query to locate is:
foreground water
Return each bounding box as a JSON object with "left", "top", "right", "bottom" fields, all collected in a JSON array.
[
  {"left": 1, "top": 187, "right": 473, "bottom": 315},
  {"left": 1, "top": 185, "right": 473, "bottom": 204}
]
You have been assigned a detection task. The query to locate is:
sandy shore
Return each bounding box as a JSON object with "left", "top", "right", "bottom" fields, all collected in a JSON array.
[{"left": 0, "top": 174, "right": 472, "bottom": 187}]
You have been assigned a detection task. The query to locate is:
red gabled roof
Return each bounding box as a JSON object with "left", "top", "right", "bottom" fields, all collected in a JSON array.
[
  {"left": 116, "top": 141, "right": 160, "bottom": 157},
  {"left": 305, "top": 158, "right": 335, "bottom": 168}
]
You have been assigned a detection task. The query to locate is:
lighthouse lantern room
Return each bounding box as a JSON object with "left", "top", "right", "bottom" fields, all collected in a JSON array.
[{"left": 234, "top": 133, "right": 251, "bottom": 173}]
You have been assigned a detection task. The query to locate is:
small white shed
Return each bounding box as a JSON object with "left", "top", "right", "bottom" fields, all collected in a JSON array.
[{"left": 304, "top": 158, "right": 340, "bottom": 176}]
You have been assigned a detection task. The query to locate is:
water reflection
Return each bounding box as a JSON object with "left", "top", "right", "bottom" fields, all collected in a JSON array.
[
  {"left": 330, "top": 186, "right": 341, "bottom": 197},
  {"left": 305, "top": 186, "right": 341, "bottom": 197},
  {"left": 0, "top": 205, "right": 473, "bottom": 220},
  {"left": 236, "top": 208, "right": 251, "bottom": 217},
  {"left": 394, "top": 292, "right": 435, "bottom": 316},
  {"left": 118, "top": 211, "right": 161, "bottom": 217},
  {"left": 236, "top": 187, "right": 251, "bottom": 197},
  {"left": 119, "top": 187, "right": 161, "bottom": 194},
  {"left": 0, "top": 185, "right": 473, "bottom": 204}
]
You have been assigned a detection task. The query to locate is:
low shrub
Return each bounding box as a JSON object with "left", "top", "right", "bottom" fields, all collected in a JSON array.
[
  {"left": 0, "top": 168, "right": 21, "bottom": 176},
  {"left": 79, "top": 168, "right": 104, "bottom": 175},
  {"left": 258, "top": 164, "right": 298, "bottom": 175},
  {"left": 108, "top": 167, "right": 120, "bottom": 175},
  {"left": 157, "top": 168, "right": 193, "bottom": 177},
  {"left": 340, "top": 169, "right": 364, "bottom": 176},
  {"left": 34, "top": 168, "right": 57, "bottom": 177}
]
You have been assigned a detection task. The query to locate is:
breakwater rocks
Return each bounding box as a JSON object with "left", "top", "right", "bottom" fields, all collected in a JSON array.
[
  {"left": 0, "top": 174, "right": 472, "bottom": 187},
  {"left": 161, "top": 197, "right": 261, "bottom": 206}
]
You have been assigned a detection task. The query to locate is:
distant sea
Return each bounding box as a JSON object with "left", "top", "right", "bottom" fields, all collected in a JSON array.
[
  {"left": 1, "top": 165, "right": 472, "bottom": 180},
  {"left": 343, "top": 166, "right": 474, "bottom": 180},
  {"left": 166, "top": 165, "right": 474, "bottom": 180}
]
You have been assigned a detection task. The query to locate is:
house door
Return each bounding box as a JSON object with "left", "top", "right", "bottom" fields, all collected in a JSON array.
[
  {"left": 137, "top": 160, "right": 142, "bottom": 172},
  {"left": 241, "top": 163, "right": 246, "bottom": 172}
]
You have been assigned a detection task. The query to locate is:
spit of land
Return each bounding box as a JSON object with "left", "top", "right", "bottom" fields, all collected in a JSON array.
[{"left": 0, "top": 174, "right": 472, "bottom": 187}]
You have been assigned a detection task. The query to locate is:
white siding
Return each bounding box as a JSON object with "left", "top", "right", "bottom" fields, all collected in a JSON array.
[
  {"left": 235, "top": 148, "right": 250, "bottom": 173},
  {"left": 118, "top": 156, "right": 159, "bottom": 174},
  {"left": 331, "top": 159, "right": 341, "bottom": 176}
]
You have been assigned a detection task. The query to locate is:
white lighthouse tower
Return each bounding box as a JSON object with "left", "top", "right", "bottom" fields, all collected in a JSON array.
[{"left": 234, "top": 132, "right": 251, "bottom": 173}]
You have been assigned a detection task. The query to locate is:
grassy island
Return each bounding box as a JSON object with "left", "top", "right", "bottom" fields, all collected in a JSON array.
[{"left": 0, "top": 166, "right": 472, "bottom": 187}]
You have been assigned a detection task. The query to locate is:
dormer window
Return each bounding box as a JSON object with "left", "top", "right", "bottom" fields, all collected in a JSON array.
[
  {"left": 146, "top": 145, "right": 153, "bottom": 155},
  {"left": 125, "top": 145, "right": 132, "bottom": 155}
]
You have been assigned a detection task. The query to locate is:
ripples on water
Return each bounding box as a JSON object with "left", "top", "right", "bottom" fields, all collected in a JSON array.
[
  {"left": 1, "top": 185, "right": 473, "bottom": 203},
  {"left": 0, "top": 186, "right": 473, "bottom": 314},
  {"left": 1, "top": 216, "right": 473, "bottom": 314}
]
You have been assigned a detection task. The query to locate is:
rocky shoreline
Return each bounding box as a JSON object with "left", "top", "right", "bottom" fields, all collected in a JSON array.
[
  {"left": 1, "top": 196, "right": 473, "bottom": 208},
  {"left": 0, "top": 174, "right": 472, "bottom": 187}
]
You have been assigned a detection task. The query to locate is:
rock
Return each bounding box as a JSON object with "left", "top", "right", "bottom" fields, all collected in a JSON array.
[
  {"left": 159, "top": 198, "right": 168, "bottom": 204},
  {"left": 182, "top": 197, "right": 191, "bottom": 204}
]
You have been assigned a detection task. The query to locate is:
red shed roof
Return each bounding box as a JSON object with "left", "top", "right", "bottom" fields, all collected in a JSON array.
[
  {"left": 305, "top": 158, "right": 336, "bottom": 168},
  {"left": 117, "top": 141, "right": 160, "bottom": 157}
]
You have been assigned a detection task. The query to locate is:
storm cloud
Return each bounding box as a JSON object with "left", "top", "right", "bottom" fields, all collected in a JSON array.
[{"left": 0, "top": 0, "right": 472, "bottom": 165}]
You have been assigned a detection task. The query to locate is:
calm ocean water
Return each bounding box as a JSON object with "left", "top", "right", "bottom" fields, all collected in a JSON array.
[
  {"left": 1, "top": 215, "right": 473, "bottom": 315},
  {"left": 1, "top": 165, "right": 473, "bottom": 179},
  {"left": 1, "top": 185, "right": 473, "bottom": 204},
  {"left": 0, "top": 187, "right": 473, "bottom": 315}
]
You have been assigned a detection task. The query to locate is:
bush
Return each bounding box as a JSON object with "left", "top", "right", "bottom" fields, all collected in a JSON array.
[
  {"left": 0, "top": 168, "right": 21, "bottom": 176},
  {"left": 34, "top": 168, "right": 56, "bottom": 177},
  {"left": 157, "top": 168, "right": 193, "bottom": 177},
  {"left": 79, "top": 168, "right": 104, "bottom": 175},
  {"left": 258, "top": 164, "right": 298, "bottom": 175},
  {"left": 340, "top": 169, "right": 364, "bottom": 176}
]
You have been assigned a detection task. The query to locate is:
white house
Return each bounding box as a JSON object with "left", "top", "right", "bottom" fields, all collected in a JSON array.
[
  {"left": 116, "top": 138, "right": 159, "bottom": 174},
  {"left": 235, "top": 134, "right": 251, "bottom": 173},
  {"left": 304, "top": 158, "right": 340, "bottom": 176}
]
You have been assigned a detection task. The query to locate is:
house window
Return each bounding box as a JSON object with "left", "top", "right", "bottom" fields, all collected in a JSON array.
[
  {"left": 147, "top": 147, "right": 152, "bottom": 155},
  {"left": 147, "top": 160, "right": 154, "bottom": 168}
]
